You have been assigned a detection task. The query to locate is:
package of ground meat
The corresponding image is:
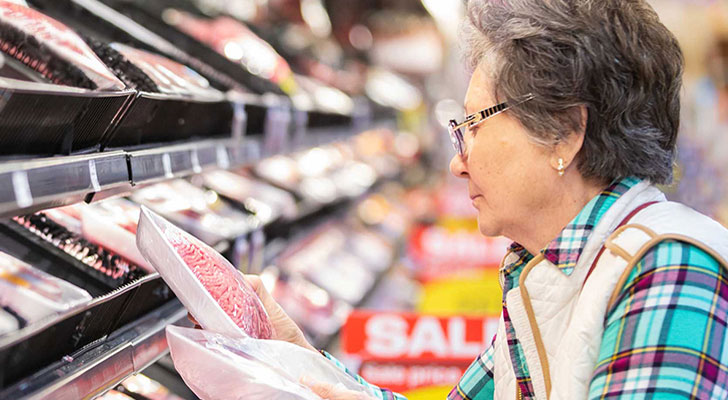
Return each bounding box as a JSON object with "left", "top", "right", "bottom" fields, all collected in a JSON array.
[
  {"left": 166, "top": 325, "right": 376, "bottom": 400},
  {"left": 161, "top": 10, "right": 297, "bottom": 94},
  {"left": 0, "top": 1, "right": 125, "bottom": 90},
  {"left": 108, "top": 42, "right": 224, "bottom": 101},
  {"left": 136, "top": 206, "right": 273, "bottom": 339}
]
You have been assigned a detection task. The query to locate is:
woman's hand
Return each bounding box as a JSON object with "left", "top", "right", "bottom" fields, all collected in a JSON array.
[
  {"left": 243, "top": 274, "right": 317, "bottom": 352},
  {"left": 302, "top": 377, "right": 375, "bottom": 400},
  {"left": 187, "top": 273, "right": 316, "bottom": 352}
]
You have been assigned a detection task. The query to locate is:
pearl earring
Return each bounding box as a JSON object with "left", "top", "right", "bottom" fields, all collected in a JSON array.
[{"left": 557, "top": 158, "right": 565, "bottom": 176}]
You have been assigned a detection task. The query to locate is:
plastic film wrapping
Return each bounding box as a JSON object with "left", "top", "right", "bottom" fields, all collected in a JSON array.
[
  {"left": 136, "top": 206, "right": 272, "bottom": 339},
  {"left": 166, "top": 326, "right": 376, "bottom": 400}
]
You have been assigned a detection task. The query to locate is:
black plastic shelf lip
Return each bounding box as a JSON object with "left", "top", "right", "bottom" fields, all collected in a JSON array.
[
  {"left": 303, "top": 126, "right": 354, "bottom": 147},
  {"left": 127, "top": 139, "right": 233, "bottom": 185},
  {"left": 0, "top": 151, "right": 130, "bottom": 218},
  {"left": 225, "top": 137, "right": 263, "bottom": 169},
  {"left": 0, "top": 300, "right": 186, "bottom": 400}
]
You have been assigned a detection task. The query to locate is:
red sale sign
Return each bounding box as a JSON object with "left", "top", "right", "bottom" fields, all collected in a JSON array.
[
  {"left": 341, "top": 311, "right": 499, "bottom": 392},
  {"left": 407, "top": 224, "right": 509, "bottom": 281},
  {"left": 342, "top": 311, "right": 499, "bottom": 363}
]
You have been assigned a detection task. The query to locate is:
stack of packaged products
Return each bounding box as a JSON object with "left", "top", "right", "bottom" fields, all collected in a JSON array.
[{"left": 0, "top": 0, "right": 435, "bottom": 397}]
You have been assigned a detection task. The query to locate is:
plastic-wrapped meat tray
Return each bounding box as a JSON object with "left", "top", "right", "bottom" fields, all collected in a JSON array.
[
  {"left": 0, "top": 2, "right": 134, "bottom": 156},
  {"left": 166, "top": 326, "right": 376, "bottom": 400},
  {"left": 48, "top": 201, "right": 154, "bottom": 273},
  {"left": 0, "top": 250, "right": 92, "bottom": 328},
  {"left": 136, "top": 206, "right": 272, "bottom": 339},
  {"left": 21, "top": 0, "right": 241, "bottom": 148},
  {"left": 0, "top": 1, "right": 125, "bottom": 90},
  {"left": 91, "top": 0, "right": 282, "bottom": 95},
  {"left": 2, "top": 213, "right": 146, "bottom": 291},
  {"left": 27, "top": 0, "right": 270, "bottom": 139},
  {"left": 97, "top": 42, "right": 236, "bottom": 148}
]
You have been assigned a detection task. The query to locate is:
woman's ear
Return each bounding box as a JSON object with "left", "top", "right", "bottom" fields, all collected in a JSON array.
[{"left": 549, "top": 105, "right": 588, "bottom": 171}]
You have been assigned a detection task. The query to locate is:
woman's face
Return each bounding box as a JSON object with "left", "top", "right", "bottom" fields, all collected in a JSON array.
[{"left": 450, "top": 68, "right": 557, "bottom": 238}]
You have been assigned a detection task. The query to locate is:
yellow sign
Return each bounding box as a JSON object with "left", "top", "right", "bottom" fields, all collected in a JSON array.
[
  {"left": 402, "top": 385, "right": 454, "bottom": 399},
  {"left": 417, "top": 270, "right": 502, "bottom": 315}
]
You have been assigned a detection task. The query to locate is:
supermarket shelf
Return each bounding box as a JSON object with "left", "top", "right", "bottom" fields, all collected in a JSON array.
[
  {"left": 127, "top": 138, "right": 262, "bottom": 185},
  {"left": 0, "top": 151, "right": 131, "bottom": 218},
  {"left": 0, "top": 114, "right": 391, "bottom": 219},
  {"left": 318, "top": 236, "right": 406, "bottom": 350},
  {"left": 295, "top": 118, "right": 397, "bottom": 152},
  {"left": 0, "top": 137, "right": 264, "bottom": 218},
  {"left": 0, "top": 300, "right": 187, "bottom": 400}
]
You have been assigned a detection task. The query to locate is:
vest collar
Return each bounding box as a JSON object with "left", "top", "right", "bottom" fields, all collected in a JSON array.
[{"left": 506, "top": 177, "right": 641, "bottom": 277}]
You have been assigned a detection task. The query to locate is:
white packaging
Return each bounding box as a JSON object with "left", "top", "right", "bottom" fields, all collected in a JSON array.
[
  {"left": 166, "top": 325, "right": 376, "bottom": 400},
  {"left": 80, "top": 199, "right": 155, "bottom": 273},
  {"left": 136, "top": 206, "right": 272, "bottom": 339},
  {"left": 0, "top": 251, "right": 92, "bottom": 324},
  {"left": 0, "top": 1, "right": 126, "bottom": 90}
]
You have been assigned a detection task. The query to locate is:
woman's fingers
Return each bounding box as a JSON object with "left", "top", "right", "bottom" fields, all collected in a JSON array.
[
  {"left": 301, "top": 377, "right": 372, "bottom": 400},
  {"left": 242, "top": 273, "right": 317, "bottom": 352},
  {"left": 243, "top": 274, "right": 266, "bottom": 296},
  {"left": 186, "top": 312, "right": 201, "bottom": 329}
]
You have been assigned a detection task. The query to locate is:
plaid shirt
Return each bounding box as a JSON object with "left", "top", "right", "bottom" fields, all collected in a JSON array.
[{"left": 326, "top": 177, "right": 728, "bottom": 399}]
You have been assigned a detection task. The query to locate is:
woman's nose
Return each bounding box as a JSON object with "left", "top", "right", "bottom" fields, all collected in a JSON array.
[{"left": 449, "top": 154, "right": 469, "bottom": 179}]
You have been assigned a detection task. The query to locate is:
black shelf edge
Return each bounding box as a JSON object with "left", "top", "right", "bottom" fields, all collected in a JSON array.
[
  {"left": 0, "top": 151, "right": 130, "bottom": 218},
  {"left": 0, "top": 300, "right": 187, "bottom": 400},
  {"left": 0, "top": 115, "right": 393, "bottom": 218}
]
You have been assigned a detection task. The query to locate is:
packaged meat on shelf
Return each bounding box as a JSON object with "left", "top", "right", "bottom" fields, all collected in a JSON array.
[
  {"left": 43, "top": 200, "right": 154, "bottom": 273},
  {"left": 130, "top": 179, "right": 259, "bottom": 245},
  {"left": 254, "top": 142, "right": 379, "bottom": 205},
  {"left": 160, "top": 9, "right": 298, "bottom": 95},
  {"left": 0, "top": 1, "right": 135, "bottom": 155},
  {"left": 9, "top": 212, "right": 147, "bottom": 287},
  {"left": 115, "top": 373, "right": 186, "bottom": 400},
  {"left": 192, "top": 169, "right": 299, "bottom": 224},
  {"left": 108, "top": 42, "right": 225, "bottom": 101},
  {"left": 0, "top": 1, "right": 125, "bottom": 90},
  {"left": 0, "top": 250, "right": 92, "bottom": 331},
  {"left": 0, "top": 0, "right": 421, "bottom": 397}
]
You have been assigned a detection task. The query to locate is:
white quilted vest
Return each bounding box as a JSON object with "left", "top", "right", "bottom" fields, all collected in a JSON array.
[{"left": 492, "top": 181, "right": 728, "bottom": 399}]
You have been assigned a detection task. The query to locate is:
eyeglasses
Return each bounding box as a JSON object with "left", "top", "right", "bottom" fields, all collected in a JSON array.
[{"left": 447, "top": 93, "right": 535, "bottom": 157}]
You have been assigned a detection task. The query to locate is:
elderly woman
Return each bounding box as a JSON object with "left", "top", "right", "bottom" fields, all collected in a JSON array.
[{"left": 245, "top": 0, "right": 728, "bottom": 399}]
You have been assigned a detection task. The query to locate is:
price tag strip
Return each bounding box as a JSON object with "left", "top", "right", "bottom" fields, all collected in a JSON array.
[
  {"left": 12, "top": 170, "right": 32, "bottom": 208},
  {"left": 88, "top": 159, "right": 101, "bottom": 192},
  {"left": 162, "top": 153, "right": 174, "bottom": 179}
]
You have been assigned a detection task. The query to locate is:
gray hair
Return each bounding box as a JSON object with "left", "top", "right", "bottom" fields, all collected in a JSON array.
[{"left": 461, "top": 0, "right": 684, "bottom": 185}]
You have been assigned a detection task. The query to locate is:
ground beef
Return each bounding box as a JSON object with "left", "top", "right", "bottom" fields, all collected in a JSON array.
[{"left": 165, "top": 227, "right": 273, "bottom": 339}]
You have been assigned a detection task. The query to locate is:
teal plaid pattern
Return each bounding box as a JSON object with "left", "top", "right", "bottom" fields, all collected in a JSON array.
[
  {"left": 320, "top": 350, "right": 407, "bottom": 400},
  {"left": 590, "top": 240, "right": 728, "bottom": 398}
]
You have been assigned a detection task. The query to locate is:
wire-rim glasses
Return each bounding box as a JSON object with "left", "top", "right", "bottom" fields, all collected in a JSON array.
[{"left": 447, "top": 93, "right": 535, "bottom": 157}]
